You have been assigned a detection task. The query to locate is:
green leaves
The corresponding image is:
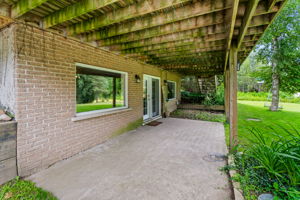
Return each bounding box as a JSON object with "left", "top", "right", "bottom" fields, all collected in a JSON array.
[
  {"left": 252, "top": 0, "right": 300, "bottom": 94},
  {"left": 233, "top": 124, "right": 300, "bottom": 199}
]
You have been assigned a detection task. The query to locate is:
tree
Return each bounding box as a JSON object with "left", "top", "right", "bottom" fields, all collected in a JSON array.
[
  {"left": 254, "top": 0, "right": 300, "bottom": 111},
  {"left": 238, "top": 54, "right": 262, "bottom": 92},
  {"left": 76, "top": 74, "right": 110, "bottom": 104}
]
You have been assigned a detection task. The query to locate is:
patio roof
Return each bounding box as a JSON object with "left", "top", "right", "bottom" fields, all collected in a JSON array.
[{"left": 0, "top": 0, "right": 286, "bottom": 75}]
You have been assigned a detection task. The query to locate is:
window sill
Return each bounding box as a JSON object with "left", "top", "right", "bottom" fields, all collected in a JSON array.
[{"left": 72, "top": 107, "right": 132, "bottom": 122}]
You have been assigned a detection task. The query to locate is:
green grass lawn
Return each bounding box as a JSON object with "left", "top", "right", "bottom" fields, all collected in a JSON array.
[
  {"left": 76, "top": 103, "right": 123, "bottom": 113},
  {"left": 227, "top": 101, "right": 300, "bottom": 146},
  {"left": 0, "top": 177, "right": 57, "bottom": 200}
]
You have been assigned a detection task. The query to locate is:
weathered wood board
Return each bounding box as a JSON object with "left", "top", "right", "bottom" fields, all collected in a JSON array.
[{"left": 0, "top": 121, "right": 17, "bottom": 185}]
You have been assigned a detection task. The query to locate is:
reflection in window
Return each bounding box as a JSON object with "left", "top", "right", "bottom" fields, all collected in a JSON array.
[
  {"left": 76, "top": 65, "right": 127, "bottom": 113},
  {"left": 167, "top": 81, "right": 176, "bottom": 100}
]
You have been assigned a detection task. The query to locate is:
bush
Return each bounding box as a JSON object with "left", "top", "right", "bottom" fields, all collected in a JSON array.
[
  {"left": 181, "top": 85, "right": 224, "bottom": 105},
  {"left": 232, "top": 126, "right": 300, "bottom": 200},
  {"left": 203, "top": 85, "right": 224, "bottom": 106},
  {"left": 181, "top": 91, "right": 205, "bottom": 104}
]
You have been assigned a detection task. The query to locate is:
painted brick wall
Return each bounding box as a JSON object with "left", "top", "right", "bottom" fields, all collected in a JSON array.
[
  {"left": 10, "top": 23, "right": 181, "bottom": 176},
  {"left": 0, "top": 25, "right": 16, "bottom": 114}
]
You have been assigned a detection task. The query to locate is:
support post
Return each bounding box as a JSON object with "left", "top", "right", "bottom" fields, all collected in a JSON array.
[
  {"left": 224, "top": 69, "right": 230, "bottom": 122},
  {"left": 112, "top": 77, "right": 117, "bottom": 107},
  {"left": 229, "top": 43, "right": 238, "bottom": 150}
]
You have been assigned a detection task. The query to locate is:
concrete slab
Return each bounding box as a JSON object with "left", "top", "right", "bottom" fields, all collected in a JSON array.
[{"left": 28, "top": 118, "right": 232, "bottom": 200}]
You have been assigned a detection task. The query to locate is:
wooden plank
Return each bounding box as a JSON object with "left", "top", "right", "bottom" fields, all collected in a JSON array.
[
  {"left": 12, "top": 0, "right": 50, "bottom": 18},
  {"left": 122, "top": 37, "right": 227, "bottom": 54},
  {"left": 68, "top": 0, "right": 193, "bottom": 35},
  {"left": 127, "top": 44, "right": 226, "bottom": 58},
  {"left": 224, "top": 69, "right": 230, "bottom": 122},
  {"left": 43, "top": 0, "right": 122, "bottom": 28},
  {"left": 115, "top": 24, "right": 227, "bottom": 50},
  {"left": 237, "top": 0, "right": 259, "bottom": 49},
  {"left": 178, "top": 104, "right": 225, "bottom": 111},
  {"left": 224, "top": 0, "right": 239, "bottom": 70},
  {"left": 229, "top": 43, "right": 238, "bottom": 149},
  {"left": 0, "top": 121, "right": 17, "bottom": 161},
  {"left": 0, "top": 157, "right": 17, "bottom": 185},
  {"left": 82, "top": 0, "right": 231, "bottom": 40},
  {"left": 268, "top": 0, "right": 277, "bottom": 11},
  {"left": 94, "top": 12, "right": 225, "bottom": 45}
]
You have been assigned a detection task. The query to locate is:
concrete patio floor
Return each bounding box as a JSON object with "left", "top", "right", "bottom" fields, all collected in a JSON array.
[{"left": 29, "top": 118, "right": 232, "bottom": 200}]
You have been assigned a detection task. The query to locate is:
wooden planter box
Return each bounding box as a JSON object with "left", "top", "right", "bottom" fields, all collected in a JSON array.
[
  {"left": 0, "top": 121, "right": 17, "bottom": 184},
  {"left": 178, "top": 104, "right": 225, "bottom": 111}
]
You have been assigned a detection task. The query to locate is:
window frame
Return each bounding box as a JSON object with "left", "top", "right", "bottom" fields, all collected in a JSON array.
[
  {"left": 166, "top": 80, "right": 176, "bottom": 101},
  {"left": 75, "top": 63, "right": 128, "bottom": 117}
]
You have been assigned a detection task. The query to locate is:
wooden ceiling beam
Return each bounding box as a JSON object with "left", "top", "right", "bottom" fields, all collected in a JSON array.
[
  {"left": 224, "top": 0, "right": 239, "bottom": 70},
  {"left": 237, "top": 0, "right": 259, "bottom": 50},
  {"left": 95, "top": 12, "right": 225, "bottom": 46},
  {"left": 43, "top": 0, "right": 123, "bottom": 28},
  {"left": 144, "top": 49, "right": 225, "bottom": 61},
  {"left": 12, "top": 0, "right": 50, "bottom": 18},
  {"left": 148, "top": 52, "right": 225, "bottom": 65},
  {"left": 116, "top": 24, "right": 227, "bottom": 50},
  {"left": 122, "top": 37, "right": 227, "bottom": 54},
  {"left": 67, "top": 0, "right": 194, "bottom": 35},
  {"left": 268, "top": 0, "right": 277, "bottom": 12},
  {"left": 81, "top": 0, "right": 231, "bottom": 40},
  {"left": 133, "top": 46, "right": 226, "bottom": 60}
]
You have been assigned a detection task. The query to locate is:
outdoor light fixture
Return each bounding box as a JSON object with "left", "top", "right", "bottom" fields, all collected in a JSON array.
[
  {"left": 135, "top": 74, "right": 141, "bottom": 83},
  {"left": 164, "top": 80, "right": 168, "bottom": 86}
]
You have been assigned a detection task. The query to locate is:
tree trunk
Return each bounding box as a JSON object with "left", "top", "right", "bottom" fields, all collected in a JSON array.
[
  {"left": 269, "top": 37, "right": 280, "bottom": 112},
  {"left": 270, "top": 61, "right": 279, "bottom": 111}
]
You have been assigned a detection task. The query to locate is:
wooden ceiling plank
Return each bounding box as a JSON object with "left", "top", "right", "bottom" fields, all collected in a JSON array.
[
  {"left": 134, "top": 46, "right": 226, "bottom": 60},
  {"left": 117, "top": 24, "right": 227, "bottom": 50},
  {"left": 122, "top": 37, "right": 226, "bottom": 54},
  {"left": 268, "top": 0, "right": 277, "bottom": 11},
  {"left": 43, "top": 0, "right": 122, "bottom": 28},
  {"left": 12, "top": 0, "right": 50, "bottom": 18},
  {"left": 237, "top": 0, "right": 259, "bottom": 50},
  {"left": 95, "top": 12, "right": 225, "bottom": 46},
  {"left": 83, "top": 0, "right": 231, "bottom": 40},
  {"left": 224, "top": 0, "right": 239, "bottom": 70},
  {"left": 68, "top": 0, "right": 194, "bottom": 35}
]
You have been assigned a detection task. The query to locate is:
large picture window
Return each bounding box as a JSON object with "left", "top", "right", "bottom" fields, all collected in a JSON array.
[
  {"left": 76, "top": 63, "right": 127, "bottom": 114},
  {"left": 167, "top": 81, "right": 176, "bottom": 100}
]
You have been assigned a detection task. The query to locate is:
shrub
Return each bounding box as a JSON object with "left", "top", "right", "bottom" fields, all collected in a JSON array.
[
  {"left": 232, "top": 125, "right": 300, "bottom": 200},
  {"left": 181, "top": 91, "right": 205, "bottom": 104}
]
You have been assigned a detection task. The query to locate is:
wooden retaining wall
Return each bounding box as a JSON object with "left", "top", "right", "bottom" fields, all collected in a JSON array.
[
  {"left": 0, "top": 121, "right": 17, "bottom": 184},
  {"left": 178, "top": 104, "right": 225, "bottom": 111}
]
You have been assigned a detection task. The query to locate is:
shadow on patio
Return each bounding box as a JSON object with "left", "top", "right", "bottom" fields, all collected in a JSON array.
[{"left": 29, "top": 118, "right": 232, "bottom": 200}]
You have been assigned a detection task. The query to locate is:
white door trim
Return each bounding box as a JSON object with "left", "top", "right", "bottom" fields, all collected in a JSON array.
[{"left": 143, "top": 74, "right": 161, "bottom": 121}]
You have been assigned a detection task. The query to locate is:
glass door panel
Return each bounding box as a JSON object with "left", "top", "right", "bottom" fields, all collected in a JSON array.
[{"left": 152, "top": 78, "right": 160, "bottom": 117}]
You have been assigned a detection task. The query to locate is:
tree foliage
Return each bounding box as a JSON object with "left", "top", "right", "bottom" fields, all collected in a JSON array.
[
  {"left": 76, "top": 74, "right": 115, "bottom": 104},
  {"left": 254, "top": 0, "right": 300, "bottom": 94}
]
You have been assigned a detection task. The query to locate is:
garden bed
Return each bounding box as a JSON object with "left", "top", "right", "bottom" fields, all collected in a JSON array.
[{"left": 170, "top": 109, "right": 226, "bottom": 123}]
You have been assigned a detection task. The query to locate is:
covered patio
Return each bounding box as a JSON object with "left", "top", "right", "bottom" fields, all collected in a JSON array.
[
  {"left": 0, "top": 0, "right": 286, "bottom": 149},
  {"left": 29, "top": 118, "right": 231, "bottom": 200},
  {"left": 0, "top": 0, "right": 287, "bottom": 187}
]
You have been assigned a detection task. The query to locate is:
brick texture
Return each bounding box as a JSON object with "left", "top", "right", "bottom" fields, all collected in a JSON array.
[{"left": 7, "top": 23, "right": 181, "bottom": 176}]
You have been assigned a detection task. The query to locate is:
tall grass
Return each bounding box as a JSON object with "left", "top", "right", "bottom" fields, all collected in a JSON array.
[{"left": 238, "top": 92, "right": 300, "bottom": 103}]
